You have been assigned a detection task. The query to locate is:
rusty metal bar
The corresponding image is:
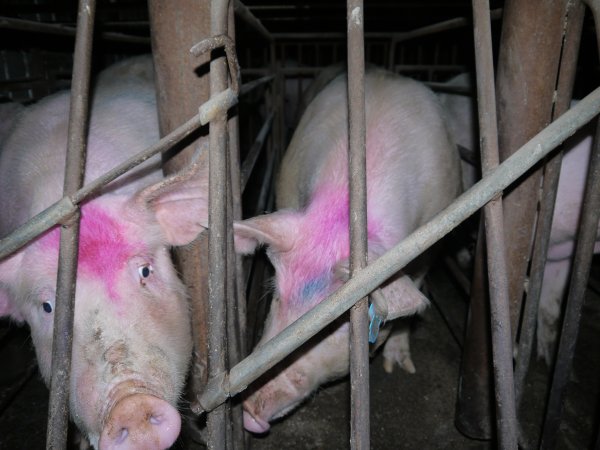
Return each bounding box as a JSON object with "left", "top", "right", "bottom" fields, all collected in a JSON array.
[
  {"left": 233, "top": 0, "right": 272, "bottom": 42},
  {"left": 0, "top": 15, "right": 149, "bottom": 44},
  {"left": 191, "top": 87, "right": 600, "bottom": 415},
  {"left": 241, "top": 112, "right": 274, "bottom": 190},
  {"left": 471, "top": 1, "right": 516, "bottom": 448},
  {"left": 540, "top": 120, "right": 600, "bottom": 449},
  {"left": 347, "top": 1, "right": 369, "bottom": 449},
  {"left": 46, "top": 1, "right": 95, "bottom": 448},
  {"left": 206, "top": 0, "right": 232, "bottom": 447},
  {"left": 514, "top": 0, "right": 584, "bottom": 411}
]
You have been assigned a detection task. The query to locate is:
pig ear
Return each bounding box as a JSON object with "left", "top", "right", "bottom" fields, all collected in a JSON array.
[
  {"left": 233, "top": 212, "right": 298, "bottom": 255},
  {"left": 0, "top": 252, "right": 24, "bottom": 321},
  {"left": 135, "top": 148, "right": 209, "bottom": 246}
]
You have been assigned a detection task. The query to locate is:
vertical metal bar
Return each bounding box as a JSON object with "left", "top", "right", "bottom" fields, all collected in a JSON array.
[
  {"left": 147, "top": 0, "right": 212, "bottom": 412},
  {"left": 514, "top": 1, "right": 584, "bottom": 408},
  {"left": 347, "top": 1, "right": 369, "bottom": 449},
  {"left": 540, "top": 120, "right": 600, "bottom": 449},
  {"left": 456, "top": 0, "right": 571, "bottom": 438},
  {"left": 471, "top": 1, "right": 516, "bottom": 448},
  {"left": 46, "top": 0, "right": 95, "bottom": 448},
  {"left": 227, "top": 5, "right": 246, "bottom": 449},
  {"left": 207, "top": 0, "right": 231, "bottom": 448}
]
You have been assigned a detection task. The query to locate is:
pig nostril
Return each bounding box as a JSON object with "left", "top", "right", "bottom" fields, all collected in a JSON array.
[{"left": 115, "top": 428, "right": 128, "bottom": 445}]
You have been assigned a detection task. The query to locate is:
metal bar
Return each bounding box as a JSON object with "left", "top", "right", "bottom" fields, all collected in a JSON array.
[
  {"left": 540, "top": 119, "right": 600, "bottom": 449},
  {"left": 240, "top": 112, "right": 274, "bottom": 190},
  {"left": 233, "top": 0, "right": 272, "bottom": 42},
  {"left": 0, "top": 15, "right": 149, "bottom": 44},
  {"left": 471, "top": 1, "right": 516, "bottom": 448},
  {"left": 457, "top": 0, "right": 571, "bottom": 438},
  {"left": 269, "top": 9, "right": 502, "bottom": 41},
  {"left": 347, "top": 1, "right": 369, "bottom": 449},
  {"left": 0, "top": 113, "right": 205, "bottom": 260},
  {"left": 191, "top": 87, "right": 600, "bottom": 414},
  {"left": 46, "top": 1, "right": 95, "bottom": 448},
  {"left": 227, "top": 5, "right": 246, "bottom": 447},
  {"left": 239, "top": 75, "right": 274, "bottom": 97},
  {"left": 207, "top": 0, "right": 231, "bottom": 447},
  {"left": 514, "top": 0, "right": 584, "bottom": 410}
]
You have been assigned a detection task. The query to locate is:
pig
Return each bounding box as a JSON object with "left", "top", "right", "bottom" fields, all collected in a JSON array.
[
  {"left": 233, "top": 68, "right": 462, "bottom": 433},
  {"left": 437, "top": 79, "right": 599, "bottom": 365},
  {"left": 536, "top": 124, "right": 599, "bottom": 364},
  {"left": 0, "top": 56, "right": 210, "bottom": 449}
]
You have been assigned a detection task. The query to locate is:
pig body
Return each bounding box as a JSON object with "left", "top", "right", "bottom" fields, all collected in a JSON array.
[
  {"left": 234, "top": 69, "right": 462, "bottom": 433},
  {"left": 0, "top": 57, "right": 209, "bottom": 449},
  {"left": 438, "top": 79, "right": 599, "bottom": 365}
]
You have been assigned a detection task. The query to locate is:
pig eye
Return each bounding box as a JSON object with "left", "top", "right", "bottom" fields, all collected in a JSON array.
[
  {"left": 138, "top": 264, "right": 153, "bottom": 285},
  {"left": 42, "top": 301, "right": 53, "bottom": 314}
]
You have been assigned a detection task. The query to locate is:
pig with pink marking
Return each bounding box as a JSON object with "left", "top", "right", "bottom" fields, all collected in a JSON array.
[
  {"left": 0, "top": 56, "right": 210, "bottom": 449},
  {"left": 233, "top": 68, "right": 462, "bottom": 433}
]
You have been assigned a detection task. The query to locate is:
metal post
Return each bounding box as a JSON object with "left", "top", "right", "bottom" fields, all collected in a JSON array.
[
  {"left": 456, "top": 0, "right": 572, "bottom": 438},
  {"left": 514, "top": 0, "right": 584, "bottom": 410},
  {"left": 207, "top": 0, "right": 232, "bottom": 448},
  {"left": 471, "top": 1, "right": 516, "bottom": 448},
  {"left": 46, "top": 0, "right": 95, "bottom": 448},
  {"left": 347, "top": 1, "right": 369, "bottom": 449}
]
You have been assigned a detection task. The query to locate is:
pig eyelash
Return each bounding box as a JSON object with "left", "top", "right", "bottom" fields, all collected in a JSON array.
[
  {"left": 138, "top": 264, "right": 153, "bottom": 285},
  {"left": 42, "top": 301, "right": 53, "bottom": 314}
]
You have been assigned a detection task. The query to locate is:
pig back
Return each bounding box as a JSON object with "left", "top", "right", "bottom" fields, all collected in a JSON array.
[
  {"left": 0, "top": 78, "right": 160, "bottom": 236},
  {"left": 276, "top": 69, "right": 462, "bottom": 237}
]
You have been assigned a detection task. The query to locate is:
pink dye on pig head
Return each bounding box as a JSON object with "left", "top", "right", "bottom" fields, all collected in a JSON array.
[
  {"left": 272, "top": 184, "right": 382, "bottom": 318},
  {"left": 38, "top": 202, "right": 148, "bottom": 302}
]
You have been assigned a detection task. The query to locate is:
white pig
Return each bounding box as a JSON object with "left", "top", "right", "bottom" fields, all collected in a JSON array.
[
  {"left": 0, "top": 57, "right": 210, "bottom": 449},
  {"left": 233, "top": 68, "right": 462, "bottom": 433},
  {"left": 438, "top": 78, "right": 599, "bottom": 365}
]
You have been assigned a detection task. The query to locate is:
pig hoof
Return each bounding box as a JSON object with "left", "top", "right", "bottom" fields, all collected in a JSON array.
[
  {"left": 99, "top": 394, "right": 181, "bottom": 450},
  {"left": 383, "top": 354, "right": 416, "bottom": 374},
  {"left": 243, "top": 411, "right": 270, "bottom": 434}
]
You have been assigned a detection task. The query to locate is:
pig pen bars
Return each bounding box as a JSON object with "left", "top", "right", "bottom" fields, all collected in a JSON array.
[{"left": 191, "top": 84, "right": 600, "bottom": 419}]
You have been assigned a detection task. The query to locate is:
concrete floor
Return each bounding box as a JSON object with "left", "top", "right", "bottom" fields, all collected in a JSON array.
[{"left": 1, "top": 261, "right": 599, "bottom": 449}]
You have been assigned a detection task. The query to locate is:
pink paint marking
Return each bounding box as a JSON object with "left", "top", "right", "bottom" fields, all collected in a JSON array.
[
  {"left": 39, "top": 203, "right": 144, "bottom": 301},
  {"left": 280, "top": 184, "right": 382, "bottom": 308}
]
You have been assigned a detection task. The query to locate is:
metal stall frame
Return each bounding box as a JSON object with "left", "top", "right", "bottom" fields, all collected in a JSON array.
[{"left": 0, "top": 3, "right": 277, "bottom": 448}]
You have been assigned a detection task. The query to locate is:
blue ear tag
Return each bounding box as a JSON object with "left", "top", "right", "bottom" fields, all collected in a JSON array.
[{"left": 368, "top": 303, "right": 384, "bottom": 344}]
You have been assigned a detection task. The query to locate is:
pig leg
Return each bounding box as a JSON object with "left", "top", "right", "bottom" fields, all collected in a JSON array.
[
  {"left": 536, "top": 258, "right": 571, "bottom": 365},
  {"left": 382, "top": 322, "right": 416, "bottom": 374}
]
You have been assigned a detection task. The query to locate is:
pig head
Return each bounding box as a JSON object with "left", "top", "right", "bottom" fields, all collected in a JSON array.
[
  {"left": 234, "top": 69, "right": 462, "bottom": 433},
  {"left": 0, "top": 59, "right": 210, "bottom": 449}
]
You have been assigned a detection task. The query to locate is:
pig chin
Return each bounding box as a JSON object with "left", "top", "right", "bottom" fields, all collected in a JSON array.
[{"left": 243, "top": 321, "right": 350, "bottom": 433}]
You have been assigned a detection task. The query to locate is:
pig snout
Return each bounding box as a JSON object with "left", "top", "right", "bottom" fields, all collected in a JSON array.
[
  {"left": 99, "top": 394, "right": 180, "bottom": 450},
  {"left": 243, "top": 410, "right": 271, "bottom": 434}
]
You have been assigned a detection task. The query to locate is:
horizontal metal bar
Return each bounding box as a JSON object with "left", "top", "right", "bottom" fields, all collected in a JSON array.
[
  {"left": 270, "top": 9, "right": 502, "bottom": 41},
  {"left": 191, "top": 86, "right": 600, "bottom": 415},
  {"left": 0, "top": 16, "right": 150, "bottom": 44}
]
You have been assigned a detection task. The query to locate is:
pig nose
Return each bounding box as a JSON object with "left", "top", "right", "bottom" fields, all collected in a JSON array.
[
  {"left": 99, "top": 394, "right": 181, "bottom": 450},
  {"left": 243, "top": 410, "right": 270, "bottom": 434}
]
